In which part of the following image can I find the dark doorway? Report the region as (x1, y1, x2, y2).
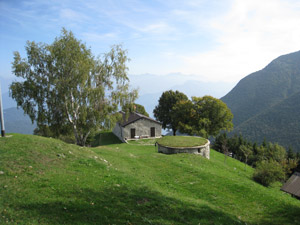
(151, 127, 155, 137)
(131, 128, 136, 139)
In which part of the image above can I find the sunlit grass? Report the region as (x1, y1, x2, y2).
(157, 135, 207, 147)
(0, 133, 299, 224)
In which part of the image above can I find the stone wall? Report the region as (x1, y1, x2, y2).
(157, 140, 210, 159)
(123, 118, 162, 140)
(112, 123, 125, 142)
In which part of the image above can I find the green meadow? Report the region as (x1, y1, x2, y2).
(0, 133, 299, 224)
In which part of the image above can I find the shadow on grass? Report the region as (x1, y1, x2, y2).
(258, 199, 300, 225)
(91, 131, 122, 147)
(19, 185, 242, 225)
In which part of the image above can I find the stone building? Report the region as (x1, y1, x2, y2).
(281, 172, 300, 199)
(113, 111, 162, 142)
(157, 139, 210, 159)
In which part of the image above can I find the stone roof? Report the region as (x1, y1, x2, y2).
(281, 172, 300, 198)
(119, 111, 162, 127)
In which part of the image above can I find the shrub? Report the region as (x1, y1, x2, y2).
(253, 160, 285, 187)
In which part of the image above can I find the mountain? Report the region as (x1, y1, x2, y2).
(221, 50, 300, 151)
(234, 91, 300, 150)
(132, 74, 235, 117)
(2, 91, 17, 109)
(3, 107, 36, 134)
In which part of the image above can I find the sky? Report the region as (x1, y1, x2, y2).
(1, 0, 300, 93)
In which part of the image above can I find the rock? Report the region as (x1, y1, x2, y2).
(57, 153, 66, 158)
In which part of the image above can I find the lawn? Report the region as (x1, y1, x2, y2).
(0, 133, 299, 224)
(156, 135, 208, 147)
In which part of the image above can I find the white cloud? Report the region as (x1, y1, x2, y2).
(81, 32, 119, 42)
(174, 0, 300, 82)
(2, 0, 300, 84)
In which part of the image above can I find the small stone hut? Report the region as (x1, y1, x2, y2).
(281, 172, 300, 199)
(157, 139, 210, 159)
(113, 111, 162, 142)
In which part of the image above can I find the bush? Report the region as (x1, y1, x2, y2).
(253, 160, 285, 187)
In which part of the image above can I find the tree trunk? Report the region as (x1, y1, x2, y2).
(173, 129, 176, 136)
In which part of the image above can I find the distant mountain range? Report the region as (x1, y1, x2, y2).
(222, 50, 300, 152)
(3, 107, 36, 134)
(1, 73, 234, 135)
(4, 50, 300, 152)
(131, 74, 234, 117)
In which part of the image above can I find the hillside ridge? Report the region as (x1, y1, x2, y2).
(221, 50, 300, 151)
(0, 134, 299, 224)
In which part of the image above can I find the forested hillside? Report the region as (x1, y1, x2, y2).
(234, 91, 300, 150)
(221, 50, 300, 151)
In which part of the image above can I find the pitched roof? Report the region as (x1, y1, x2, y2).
(281, 172, 300, 198)
(119, 111, 162, 127)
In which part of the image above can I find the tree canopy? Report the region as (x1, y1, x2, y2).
(176, 96, 233, 138)
(122, 103, 149, 117)
(10, 28, 137, 146)
(153, 90, 188, 135)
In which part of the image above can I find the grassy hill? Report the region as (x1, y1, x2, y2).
(1, 133, 300, 224)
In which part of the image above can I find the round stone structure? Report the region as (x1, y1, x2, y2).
(157, 139, 210, 159)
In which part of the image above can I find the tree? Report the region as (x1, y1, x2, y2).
(287, 146, 295, 159)
(239, 145, 253, 170)
(153, 90, 188, 135)
(122, 103, 149, 117)
(213, 132, 228, 153)
(253, 160, 285, 187)
(10, 28, 137, 146)
(178, 96, 233, 138)
(265, 143, 287, 162)
(222, 138, 230, 164)
(171, 99, 194, 134)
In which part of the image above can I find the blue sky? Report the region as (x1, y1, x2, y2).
(1, 0, 300, 91)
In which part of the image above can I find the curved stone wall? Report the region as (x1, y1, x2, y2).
(157, 140, 210, 159)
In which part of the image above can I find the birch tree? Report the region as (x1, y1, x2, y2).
(10, 28, 137, 146)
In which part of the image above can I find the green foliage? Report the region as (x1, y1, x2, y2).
(239, 145, 253, 170)
(287, 147, 295, 159)
(253, 160, 286, 187)
(177, 96, 233, 138)
(172, 99, 194, 134)
(214, 133, 300, 185)
(10, 28, 137, 146)
(91, 131, 122, 146)
(265, 143, 287, 162)
(156, 136, 207, 147)
(280, 158, 299, 176)
(153, 90, 188, 135)
(122, 103, 149, 117)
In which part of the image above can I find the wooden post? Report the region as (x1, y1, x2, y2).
(0, 82, 5, 137)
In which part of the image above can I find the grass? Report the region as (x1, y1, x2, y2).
(91, 131, 122, 146)
(0, 133, 300, 224)
(157, 135, 208, 147)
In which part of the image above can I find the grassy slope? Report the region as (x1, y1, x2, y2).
(1, 134, 300, 225)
